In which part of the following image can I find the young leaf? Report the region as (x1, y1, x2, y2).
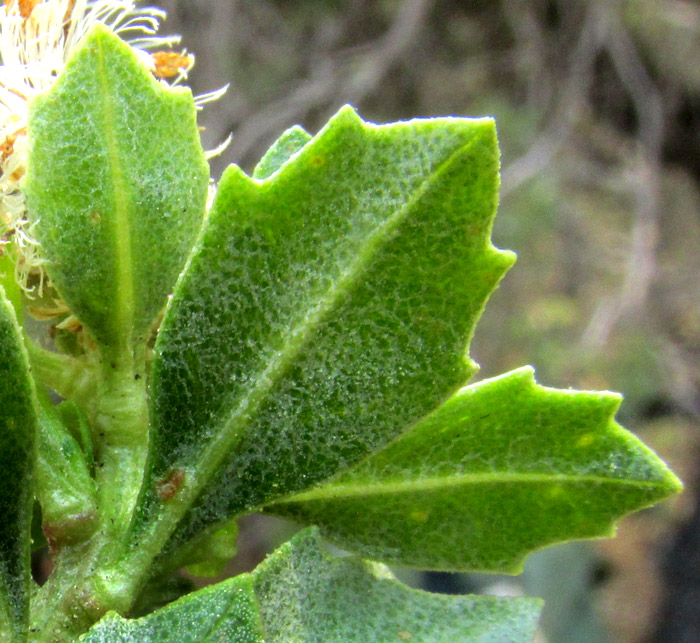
(153, 518, 239, 579)
(80, 529, 541, 643)
(139, 107, 514, 552)
(35, 399, 97, 553)
(0, 286, 36, 641)
(24, 25, 209, 355)
(267, 368, 682, 573)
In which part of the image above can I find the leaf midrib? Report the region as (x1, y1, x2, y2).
(267, 470, 668, 504)
(180, 130, 486, 516)
(96, 36, 134, 355)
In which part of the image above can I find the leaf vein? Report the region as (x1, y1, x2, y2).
(96, 36, 134, 354)
(269, 471, 667, 504)
(187, 130, 487, 511)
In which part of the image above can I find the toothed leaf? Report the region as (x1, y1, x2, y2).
(25, 25, 209, 355)
(253, 125, 312, 179)
(80, 529, 541, 643)
(268, 368, 682, 573)
(136, 106, 513, 552)
(252, 528, 541, 642)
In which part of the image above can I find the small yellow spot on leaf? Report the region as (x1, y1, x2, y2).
(409, 510, 429, 522)
(577, 433, 595, 448)
(547, 485, 565, 498)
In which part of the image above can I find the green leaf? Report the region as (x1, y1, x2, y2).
(252, 125, 312, 179)
(31, 503, 47, 552)
(251, 528, 541, 642)
(0, 286, 36, 641)
(24, 25, 209, 356)
(81, 529, 541, 643)
(139, 106, 514, 552)
(130, 575, 196, 619)
(77, 575, 262, 643)
(184, 518, 238, 578)
(35, 398, 97, 553)
(55, 402, 94, 474)
(267, 368, 682, 573)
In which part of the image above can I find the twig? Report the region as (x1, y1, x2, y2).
(501, 1, 606, 196)
(227, 0, 433, 165)
(580, 1, 665, 349)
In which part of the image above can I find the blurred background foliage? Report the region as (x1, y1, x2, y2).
(152, 1, 699, 640)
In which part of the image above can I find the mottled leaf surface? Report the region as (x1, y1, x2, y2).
(0, 287, 36, 641)
(81, 529, 541, 643)
(140, 107, 513, 550)
(78, 575, 261, 643)
(267, 368, 682, 572)
(24, 26, 209, 354)
(252, 528, 541, 642)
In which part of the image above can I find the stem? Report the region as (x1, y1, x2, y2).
(93, 347, 149, 549)
(30, 345, 150, 641)
(29, 544, 106, 643)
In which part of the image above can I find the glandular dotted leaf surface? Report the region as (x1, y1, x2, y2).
(252, 528, 541, 642)
(77, 575, 262, 643)
(80, 528, 541, 643)
(268, 368, 682, 572)
(0, 287, 36, 641)
(25, 26, 209, 353)
(142, 106, 513, 550)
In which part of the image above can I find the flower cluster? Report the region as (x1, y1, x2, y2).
(0, 0, 224, 298)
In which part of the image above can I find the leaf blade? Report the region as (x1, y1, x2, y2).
(81, 528, 541, 643)
(25, 25, 209, 354)
(0, 286, 36, 641)
(78, 576, 262, 643)
(141, 107, 513, 551)
(253, 528, 542, 642)
(252, 124, 312, 179)
(35, 399, 97, 553)
(267, 368, 682, 572)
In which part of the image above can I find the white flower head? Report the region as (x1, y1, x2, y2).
(0, 0, 226, 298)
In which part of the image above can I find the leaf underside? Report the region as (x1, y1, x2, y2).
(80, 529, 542, 643)
(24, 26, 209, 353)
(0, 287, 36, 640)
(135, 106, 514, 554)
(267, 367, 682, 573)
